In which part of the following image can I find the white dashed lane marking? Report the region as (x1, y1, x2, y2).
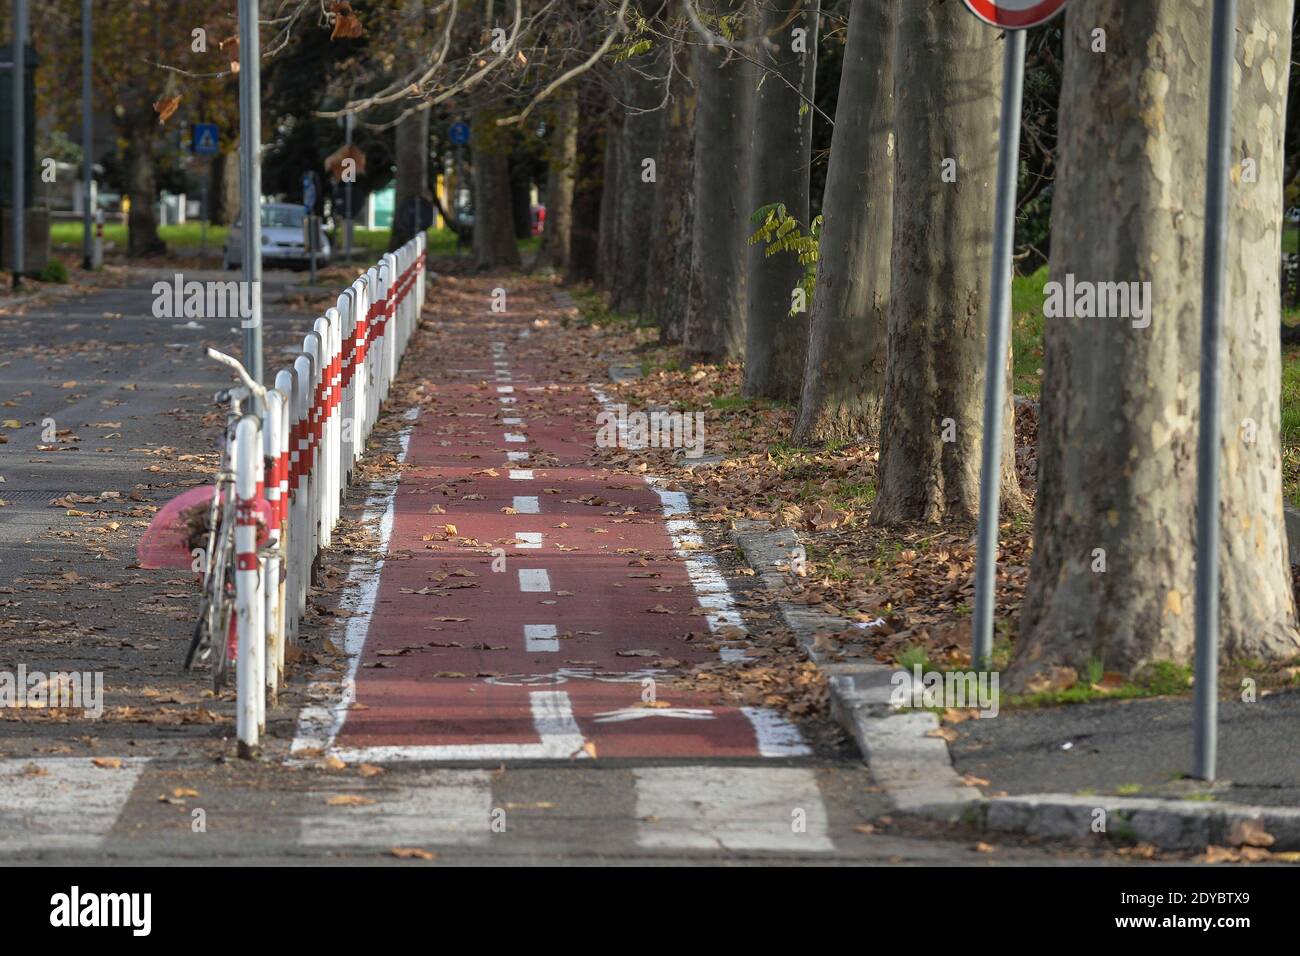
(512, 496, 540, 514)
(524, 623, 559, 652)
(514, 532, 544, 549)
(518, 569, 551, 592)
(509, 469, 534, 480)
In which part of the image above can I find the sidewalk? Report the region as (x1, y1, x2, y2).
(951, 691, 1300, 808)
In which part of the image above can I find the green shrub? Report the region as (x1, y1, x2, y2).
(38, 260, 69, 283)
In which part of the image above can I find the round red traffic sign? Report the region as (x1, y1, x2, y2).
(963, 0, 1068, 28)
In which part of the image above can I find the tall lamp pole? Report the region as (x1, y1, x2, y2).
(11, 0, 27, 289)
(238, 0, 263, 384)
(81, 0, 93, 270)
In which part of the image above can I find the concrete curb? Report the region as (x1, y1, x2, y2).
(730, 520, 981, 817)
(977, 794, 1300, 851)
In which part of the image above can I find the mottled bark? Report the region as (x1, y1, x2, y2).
(567, 84, 606, 284)
(126, 114, 165, 258)
(539, 84, 578, 271)
(1014, 0, 1300, 685)
(791, 0, 893, 444)
(744, 0, 819, 401)
(212, 150, 240, 226)
(390, 0, 430, 251)
(683, 0, 752, 363)
(646, 46, 697, 345)
(390, 106, 430, 249)
(611, 43, 668, 314)
(871, 1, 1023, 526)
(471, 111, 522, 270)
(597, 108, 624, 287)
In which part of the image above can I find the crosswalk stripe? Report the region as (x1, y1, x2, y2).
(633, 767, 834, 852)
(0, 757, 147, 852)
(299, 769, 494, 847)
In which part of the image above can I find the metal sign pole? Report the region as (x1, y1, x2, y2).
(1193, 0, 1237, 782)
(11, 0, 26, 289)
(238, 0, 263, 385)
(345, 111, 354, 265)
(971, 27, 1027, 670)
(81, 0, 93, 270)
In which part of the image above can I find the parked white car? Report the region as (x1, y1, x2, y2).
(223, 203, 331, 271)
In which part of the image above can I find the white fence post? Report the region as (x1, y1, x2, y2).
(263, 386, 285, 701)
(235, 413, 264, 755)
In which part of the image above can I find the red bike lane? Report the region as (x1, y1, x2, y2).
(322, 305, 809, 762)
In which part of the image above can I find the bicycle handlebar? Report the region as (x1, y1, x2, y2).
(206, 347, 266, 403)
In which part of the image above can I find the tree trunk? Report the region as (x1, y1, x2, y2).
(390, 106, 431, 250)
(567, 86, 606, 283)
(1013, 0, 1300, 687)
(870, 2, 1023, 526)
(791, 0, 893, 444)
(646, 42, 697, 345)
(509, 152, 533, 240)
(212, 150, 240, 226)
(597, 108, 624, 287)
(683, 0, 752, 363)
(471, 111, 522, 270)
(743, 0, 819, 401)
(610, 44, 667, 314)
(126, 116, 165, 258)
(539, 84, 578, 271)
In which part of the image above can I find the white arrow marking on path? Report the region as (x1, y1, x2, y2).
(593, 707, 715, 723)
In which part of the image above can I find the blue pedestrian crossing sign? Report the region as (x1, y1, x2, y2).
(192, 123, 219, 156)
(448, 121, 471, 146)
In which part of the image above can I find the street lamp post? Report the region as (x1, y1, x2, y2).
(238, 0, 263, 385)
(11, 0, 27, 289)
(82, 0, 93, 270)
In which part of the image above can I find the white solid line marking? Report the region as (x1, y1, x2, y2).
(513, 496, 540, 514)
(291, 425, 415, 755)
(507, 451, 529, 461)
(0, 758, 148, 851)
(524, 623, 559, 652)
(515, 531, 544, 548)
(299, 770, 493, 847)
(634, 767, 832, 852)
(518, 568, 551, 592)
(509, 469, 534, 480)
(504, 433, 527, 443)
(741, 707, 813, 757)
(329, 692, 588, 762)
(497, 386, 514, 393)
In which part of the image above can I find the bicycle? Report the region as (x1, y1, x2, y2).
(184, 347, 266, 691)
